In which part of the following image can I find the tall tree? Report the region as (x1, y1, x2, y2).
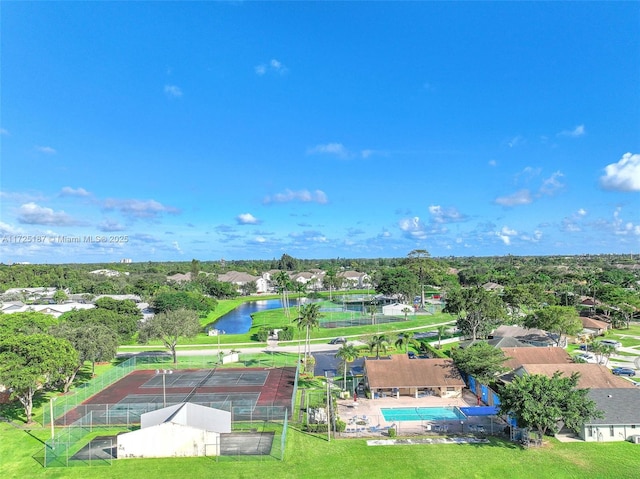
(335, 343, 359, 391)
(61, 308, 138, 343)
(152, 290, 217, 315)
(451, 341, 509, 383)
(445, 286, 507, 341)
(375, 267, 419, 304)
(524, 306, 582, 347)
(139, 309, 201, 364)
(0, 334, 78, 423)
(274, 271, 292, 319)
(366, 334, 390, 359)
(406, 249, 430, 307)
(394, 332, 418, 352)
(498, 372, 602, 437)
(51, 322, 118, 390)
(294, 303, 323, 371)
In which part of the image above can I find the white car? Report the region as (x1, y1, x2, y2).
(599, 339, 622, 349)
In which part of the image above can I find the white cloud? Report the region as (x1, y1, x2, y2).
(0, 128, 9, 135)
(164, 85, 183, 98)
(488, 159, 497, 167)
(289, 230, 328, 243)
(255, 58, 288, 76)
(172, 241, 183, 254)
(263, 189, 328, 204)
(236, 213, 260, 225)
(17, 202, 81, 226)
(399, 216, 428, 240)
(562, 209, 588, 233)
(505, 135, 524, 148)
(539, 171, 565, 196)
(496, 226, 518, 245)
(494, 189, 532, 206)
(0, 221, 22, 235)
(559, 124, 586, 137)
(103, 198, 181, 219)
(307, 143, 348, 158)
(600, 152, 640, 192)
(98, 219, 126, 232)
(35, 145, 56, 154)
(428, 205, 467, 223)
(60, 186, 91, 197)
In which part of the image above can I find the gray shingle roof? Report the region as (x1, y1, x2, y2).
(586, 388, 640, 425)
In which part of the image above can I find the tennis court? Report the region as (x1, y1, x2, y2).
(59, 367, 296, 425)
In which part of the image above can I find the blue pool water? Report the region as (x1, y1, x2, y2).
(380, 407, 466, 422)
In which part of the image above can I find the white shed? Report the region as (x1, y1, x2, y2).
(381, 303, 414, 316)
(117, 402, 231, 458)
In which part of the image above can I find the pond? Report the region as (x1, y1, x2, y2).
(206, 298, 310, 334)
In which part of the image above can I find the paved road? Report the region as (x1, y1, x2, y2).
(118, 320, 457, 357)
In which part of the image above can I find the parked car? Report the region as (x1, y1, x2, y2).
(575, 353, 595, 363)
(407, 351, 416, 359)
(600, 340, 622, 349)
(329, 337, 346, 345)
(612, 367, 636, 377)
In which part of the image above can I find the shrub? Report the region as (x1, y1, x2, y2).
(278, 326, 294, 341)
(388, 428, 396, 438)
(335, 419, 346, 432)
(256, 327, 270, 342)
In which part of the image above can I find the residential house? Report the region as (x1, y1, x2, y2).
(337, 270, 371, 289)
(579, 316, 610, 338)
(217, 271, 267, 294)
(580, 388, 640, 442)
(506, 363, 636, 390)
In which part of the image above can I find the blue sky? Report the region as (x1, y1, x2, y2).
(1, 1, 639, 264)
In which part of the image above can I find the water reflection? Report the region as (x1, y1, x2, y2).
(206, 298, 312, 334)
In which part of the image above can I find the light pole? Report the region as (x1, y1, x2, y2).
(156, 369, 173, 407)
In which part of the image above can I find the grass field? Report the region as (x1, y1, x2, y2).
(2, 421, 640, 479)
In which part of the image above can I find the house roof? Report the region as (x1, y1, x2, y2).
(500, 347, 572, 370)
(579, 316, 609, 330)
(517, 364, 637, 389)
(585, 388, 640, 425)
(217, 271, 259, 283)
(365, 356, 465, 389)
(491, 325, 558, 345)
(460, 337, 532, 349)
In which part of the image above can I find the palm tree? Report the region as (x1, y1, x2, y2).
(367, 303, 377, 325)
(335, 343, 359, 391)
(274, 271, 291, 318)
(394, 332, 418, 352)
(367, 334, 389, 359)
(436, 325, 448, 349)
(401, 307, 412, 321)
(294, 303, 323, 371)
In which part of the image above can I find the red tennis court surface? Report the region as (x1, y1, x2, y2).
(59, 367, 296, 425)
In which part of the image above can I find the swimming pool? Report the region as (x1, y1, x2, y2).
(380, 407, 466, 422)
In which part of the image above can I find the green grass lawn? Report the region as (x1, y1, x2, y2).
(2, 421, 639, 479)
(124, 297, 455, 351)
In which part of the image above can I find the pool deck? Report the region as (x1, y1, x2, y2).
(337, 390, 504, 437)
